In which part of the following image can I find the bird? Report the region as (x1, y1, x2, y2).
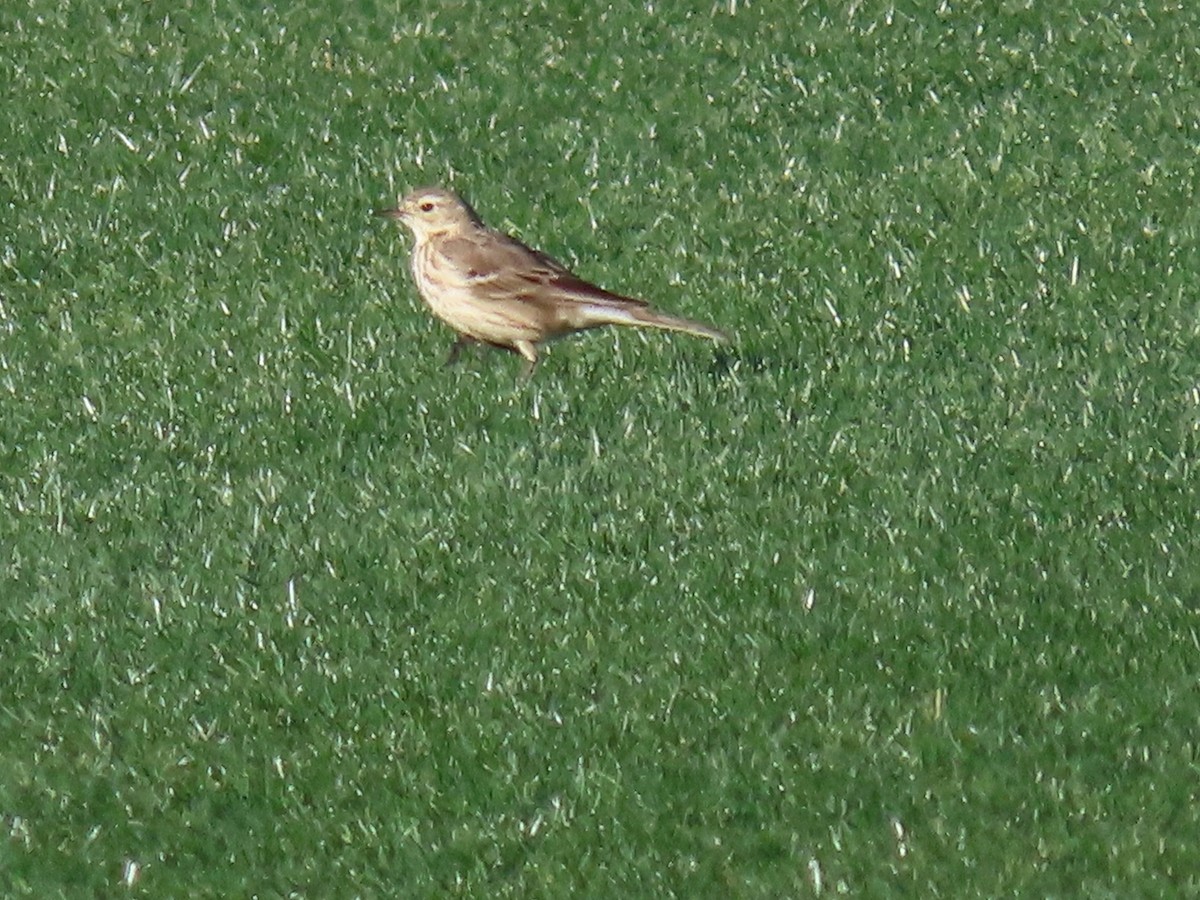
(373, 187, 727, 376)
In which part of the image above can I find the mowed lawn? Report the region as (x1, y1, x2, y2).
(3, 0, 1198, 895)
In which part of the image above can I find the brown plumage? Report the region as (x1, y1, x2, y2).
(373, 187, 727, 376)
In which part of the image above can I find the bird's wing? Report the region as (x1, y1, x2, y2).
(438, 231, 649, 309)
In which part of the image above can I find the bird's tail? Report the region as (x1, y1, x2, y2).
(577, 301, 727, 343)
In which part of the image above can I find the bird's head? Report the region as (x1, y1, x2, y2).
(373, 187, 482, 241)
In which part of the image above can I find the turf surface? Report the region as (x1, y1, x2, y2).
(2, 0, 1199, 895)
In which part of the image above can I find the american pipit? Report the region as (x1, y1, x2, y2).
(373, 187, 726, 376)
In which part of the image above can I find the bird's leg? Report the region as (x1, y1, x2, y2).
(444, 335, 475, 367)
(515, 340, 539, 382)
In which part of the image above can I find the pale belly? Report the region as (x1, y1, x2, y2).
(411, 256, 543, 347)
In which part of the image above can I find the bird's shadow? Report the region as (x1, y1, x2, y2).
(706, 344, 814, 382)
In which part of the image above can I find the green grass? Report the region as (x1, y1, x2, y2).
(3, 0, 1199, 895)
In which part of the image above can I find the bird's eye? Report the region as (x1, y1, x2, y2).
(419, 202, 435, 212)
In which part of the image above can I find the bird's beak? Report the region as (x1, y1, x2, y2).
(373, 206, 405, 220)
